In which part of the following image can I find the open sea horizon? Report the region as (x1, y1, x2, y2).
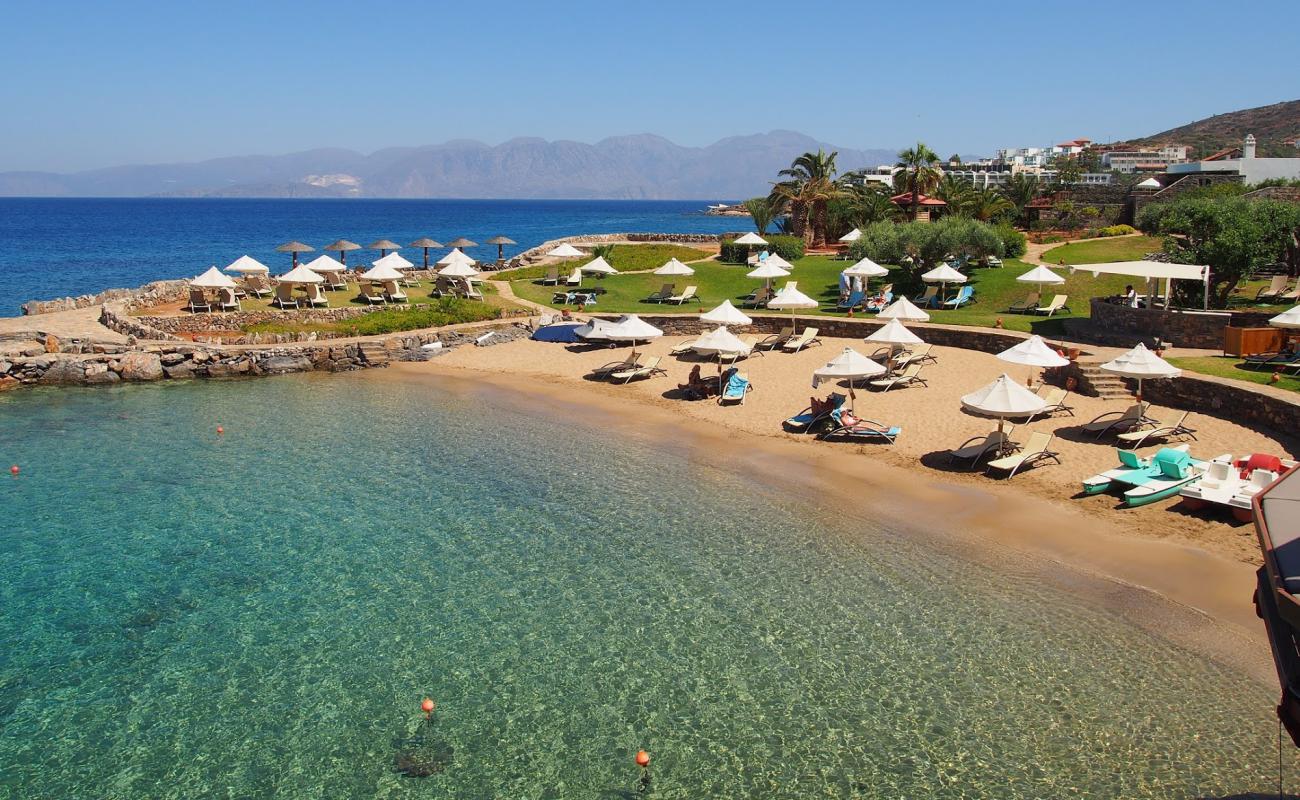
(0, 198, 745, 316)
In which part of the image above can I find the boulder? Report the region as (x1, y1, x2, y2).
(206, 359, 250, 378)
(160, 352, 186, 366)
(260, 355, 311, 374)
(83, 363, 121, 385)
(0, 375, 20, 391)
(39, 359, 86, 385)
(163, 364, 194, 380)
(116, 351, 164, 381)
(44, 334, 60, 354)
(0, 361, 10, 375)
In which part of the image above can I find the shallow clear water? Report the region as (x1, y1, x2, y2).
(0, 373, 1284, 797)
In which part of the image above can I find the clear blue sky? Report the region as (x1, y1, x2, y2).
(2, 0, 1295, 172)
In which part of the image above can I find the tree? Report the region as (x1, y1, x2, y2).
(934, 175, 975, 216)
(896, 142, 941, 220)
(770, 149, 842, 247)
(1049, 155, 1082, 189)
(968, 187, 1015, 222)
(850, 217, 1006, 294)
(743, 197, 778, 235)
(830, 184, 898, 232)
(999, 173, 1042, 226)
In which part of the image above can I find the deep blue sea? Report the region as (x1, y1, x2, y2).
(0, 198, 744, 315)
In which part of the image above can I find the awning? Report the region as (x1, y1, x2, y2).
(1068, 260, 1208, 282)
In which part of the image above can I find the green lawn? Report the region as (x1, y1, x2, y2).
(511, 255, 1132, 334)
(1040, 235, 1164, 265)
(227, 279, 502, 312)
(243, 297, 504, 336)
(503, 244, 715, 281)
(1167, 356, 1300, 393)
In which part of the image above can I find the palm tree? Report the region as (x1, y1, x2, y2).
(770, 149, 842, 247)
(895, 142, 941, 220)
(935, 175, 975, 216)
(842, 185, 898, 228)
(743, 197, 777, 235)
(999, 173, 1042, 226)
(968, 187, 1015, 222)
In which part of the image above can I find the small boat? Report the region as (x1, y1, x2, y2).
(1081, 445, 1224, 507)
(1179, 453, 1295, 522)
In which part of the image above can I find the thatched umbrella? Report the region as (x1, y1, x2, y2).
(369, 239, 402, 258)
(409, 237, 443, 269)
(276, 241, 314, 267)
(324, 239, 361, 266)
(447, 237, 478, 249)
(485, 235, 516, 266)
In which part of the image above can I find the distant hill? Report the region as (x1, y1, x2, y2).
(1119, 98, 1300, 158)
(0, 133, 899, 200)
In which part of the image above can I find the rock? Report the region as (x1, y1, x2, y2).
(83, 363, 120, 385)
(116, 351, 164, 381)
(206, 359, 250, 378)
(160, 352, 185, 366)
(260, 355, 311, 374)
(39, 360, 86, 385)
(163, 364, 194, 379)
(0, 361, 10, 375)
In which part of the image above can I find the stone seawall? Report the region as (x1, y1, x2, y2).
(23, 280, 191, 316)
(1142, 374, 1300, 439)
(1070, 299, 1275, 349)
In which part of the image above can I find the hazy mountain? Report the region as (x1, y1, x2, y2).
(0, 132, 899, 199)
(1115, 98, 1300, 158)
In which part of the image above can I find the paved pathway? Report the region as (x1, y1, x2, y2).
(0, 306, 126, 345)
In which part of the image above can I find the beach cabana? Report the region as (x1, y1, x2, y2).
(580, 256, 618, 276)
(190, 266, 239, 312)
(920, 262, 967, 305)
(1068, 259, 1210, 310)
(997, 334, 1070, 386)
(324, 239, 362, 266)
(225, 255, 270, 274)
(812, 347, 885, 411)
(700, 300, 752, 327)
(438, 260, 480, 279)
(277, 263, 325, 306)
(547, 243, 584, 260)
(655, 258, 695, 276)
(1099, 342, 1181, 403)
(372, 252, 416, 286)
(368, 239, 402, 258)
(485, 235, 516, 266)
(409, 238, 443, 268)
(276, 241, 314, 267)
(877, 297, 931, 322)
(302, 254, 349, 290)
(360, 260, 404, 282)
(192, 265, 237, 290)
(767, 285, 818, 333)
(961, 374, 1047, 435)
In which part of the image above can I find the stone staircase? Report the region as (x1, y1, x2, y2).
(356, 341, 391, 366)
(1073, 359, 1132, 400)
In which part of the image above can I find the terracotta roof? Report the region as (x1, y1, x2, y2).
(890, 192, 946, 206)
(1203, 147, 1241, 162)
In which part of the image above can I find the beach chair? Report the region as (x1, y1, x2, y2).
(1116, 410, 1197, 449)
(836, 289, 866, 312)
(677, 364, 717, 400)
(217, 287, 240, 312)
(893, 343, 937, 370)
(718, 369, 751, 405)
(669, 336, 699, 356)
(863, 288, 893, 313)
(948, 427, 1015, 467)
(1008, 291, 1040, 314)
(756, 326, 793, 350)
(1032, 295, 1069, 316)
(1277, 284, 1300, 305)
(382, 281, 408, 303)
(565, 268, 582, 287)
(783, 392, 847, 433)
(304, 283, 329, 307)
(1244, 350, 1300, 370)
(186, 287, 211, 313)
(243, 275, 272, 298)
(460, 279, 484, 301)
(741, 286, 772, 308)
(985, 431, 1060, 479)
(591, 355, 641, 378)
(717, 336, 759, 364)
(326, 271, 348, 291)
(1256, 275, 1288, 301)
(666, 285, 699, 305)
(271, 283, 298, 309)
(540, 267, 560, 285)
(357, 282, 384, 305)
(781, 327, 821, 353)
(942, 285, 974, 308)
(610, 356, 666, 384)
(914, 286, 939, 308)
(869, 363, 927, 391)
(817, 409, 901, 444)
(645, 283, 675, 303)
(1030, 388, 1075, 421)
(1081, 403, 1147, 438)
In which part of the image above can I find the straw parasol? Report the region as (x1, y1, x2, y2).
(1099, 342, 1181, 403)
(446, 237, 478, 249)
(767, 285, 818, 333)
(276, 241, 314, 267)
(191, 265, 237, 289)
(548, 243, 584, 259)
(843, 256, 889, 279)
(324, 239, 362, 266)
(839, 228, 862, 243)
(812, 347, 885, 411)
(368, 239, 402, 258)
(409, 237, 443, 268)
(605, 314, 663, 358)
(700, 299, 752, 327)
(485, 235, 516, 265)
(997, 334, 1070, 386)
(654, 258, 695, 276)
(225, 255, 270, 274)
(920, 262, 967, 305)
(878, 297, 931, 322)
(580, 256, 618, 276)
(961, 374, 1047, 435)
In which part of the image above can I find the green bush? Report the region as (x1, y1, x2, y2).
(994, 223, 1027, 258)
(719, 234, 805, 263)
(345, 299, 500, 336)
(1096, 224, 1137, 237)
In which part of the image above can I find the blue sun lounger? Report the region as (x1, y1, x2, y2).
(836, 289, 866, 312)
(719, 369, 751, 405)
(817, 408, 901, 444)
(783, 392, 846, 433)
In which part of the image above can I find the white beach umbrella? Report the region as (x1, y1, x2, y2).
(436, 248, 475, 267)
(225, 254, 270, 274)
(580, 256, 618, 275)
(839, 228, 862, 243)
(763, 254, 793, 270)
(962, 374, 1048, 433)
(360, 261, 405, 282)
(547, 243, 585, 258)
(747, 261, 790, 290)
(921, 262, 966, 305)
(438, 261, 480, 278)
(1099, 342, 1181, 402)
(278, 264, 325, 284)
(997, 334, 1070, 387)
(191, 265, 237, 289)
(303, 254, 348, 280)
(878, 297, 931, 322)
(843, 256, 889, 279)
(767, 285, 818, 333)
(1016, 264, 1066, 287)
(865, 318, 923, 347)
(1270, 305, 1300, 329)
(812, 347, 885, 411)
(654, 258, 695, 276)
(692, 325, 748, 356)
(733, 232, 767, 246)
(700, 299, 752, 327)
(606, 314, 664, 358)
(372, 252, 415, 271)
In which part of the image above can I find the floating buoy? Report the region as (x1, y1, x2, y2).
(635, 750, 650, 768)
(9, 465, 18, 475)
(421, 698, 435, 718)
(216, 426, 224, 434)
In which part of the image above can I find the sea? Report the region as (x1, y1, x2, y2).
(0, 198, 746, 316)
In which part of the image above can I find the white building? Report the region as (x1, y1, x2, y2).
(1100, 145, 1190, 173)
(1165, 134, 1300, 184)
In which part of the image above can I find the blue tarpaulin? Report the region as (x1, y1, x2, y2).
(531, 324, 583, 343)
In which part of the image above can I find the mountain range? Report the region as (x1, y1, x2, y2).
(1114, 98, 1299, 158)
(0, 132, 899, 200)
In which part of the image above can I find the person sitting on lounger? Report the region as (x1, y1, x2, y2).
(678, 364, 716, 400)
(783, 392, 846, 432)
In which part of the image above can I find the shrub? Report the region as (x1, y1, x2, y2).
(346, 299, 500, 336)
(849, 217, 1007, 294)
(994, 223, 1027, 258)
(1096, 224, 1137, 237)
(719, 234, 805, 263)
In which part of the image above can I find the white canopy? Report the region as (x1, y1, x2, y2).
(575, 317, 619, 341)
(1099, 342, 1181, 381)
(812, 347, 885, 387)
(361, 261, 405, 282)
(437, 248, 475, 267)
(921, 263, 967, 284)
(733, 232, 767, 246)
(278, 264, 325, 284)
(997, 335, 1070, 368)
(844, 257, 889, 278)
(838, 228, 862, 243)
(962, 374, 1047, 419)
(700, 299, 752, 326)
(547, 243, 585, 258)
(225, 255, 270, 274)
(1271, 306, 1300, 330)
(606, 315, 663, 342)
(763, 254, 793, 270)
(372, 252, 414, 271)
(191, 265, 237, 289)
(692, 325, 748, 355)
(1069, 260, 1207, 282)
(1016, 265, 1065, 286)
(865, 318, 923, 346)
(303, 254, 348, 275)
(654, 258, 695, 276)
(767, 286, 818, 310)
(438, 261, 480, 278)
(877, 297, 931, 322)
(747, 262, 791, 280)
(580, 256, 618, 275)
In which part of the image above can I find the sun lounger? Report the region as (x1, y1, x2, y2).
(1030, 388, 1074, 421)
(1244, 350, 1300, 370)
(914, 286, 939, 308)
(942, 286, 974, 308)
(781, 327, 822, 353)
(719, 369, 751, 404)
(565, 268, 582, 287)
(304, 283, 329, 307)
(986, 431, 1059, 479)
(677, 364, 717, 400)
(271, 283, 298, 309)
(1256, 275, 1288, 301)
(893, 343, 937, 370)
(186, 287, 211, 313)
(948, 427, 1014, 467)
(1008, 291, 1040, 314)
(669, 338, 699, 356)
(382, 281, 408, 303)
(357, 282, 384, 305)
(817, 409, 901, 444)
(1032, 294, 1069, 316)
(610, 356, 666, 384)
(742, 286, 773, 308)
(540, 267, 560, 285)
(756, 326, 793, 350)
(645, 283, 675, 303)
(783, 392, 847, 433)
(1082, 403, 1147, 438)
(460, 279, 483, 301)
(869, 363, 926, 391)
(217, 287, 240, 312)
(666, 285, 699, 305)
(243, 275, 272, 298)
(836, 289, 866, 312)
(591, 355, 640, 378)
(1277, 285, 1300, 304)
(1116, 410, 1197, 448)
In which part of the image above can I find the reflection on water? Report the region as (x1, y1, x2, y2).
(0, 373, 1286, 797)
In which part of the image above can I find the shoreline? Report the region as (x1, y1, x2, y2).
(378, 355, 1277, 686)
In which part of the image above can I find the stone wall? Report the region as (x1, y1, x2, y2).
(100, 306, 183, 341)
(1142, 374, 1300, 440)
(1071, 299, 1276, 349)
(23, 280, 190, 316)
(510, 233, 730, 267)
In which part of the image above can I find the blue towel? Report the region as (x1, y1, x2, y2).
(725, 374, 749, 397)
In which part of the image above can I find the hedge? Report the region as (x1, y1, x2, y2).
(719, 234, 805, 264)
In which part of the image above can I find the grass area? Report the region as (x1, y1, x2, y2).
(243, 297, 503, 336)
(1040, 235, 1164, 265)
(503, 244, 715, 281)
(232, 280, 500, 312)
(510, 255, 1133, 334)
(1168, 356, 1300, 393)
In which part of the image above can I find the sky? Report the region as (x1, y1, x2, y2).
(1, 0, 1297, 173)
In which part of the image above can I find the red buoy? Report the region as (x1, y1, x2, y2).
(635, 750, 650, 768)
(9, 465, 18, 475)
(216, 426, 224, 435)
(421, 698, 435, 715)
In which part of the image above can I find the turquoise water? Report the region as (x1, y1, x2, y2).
(0, 373, 1284, 798)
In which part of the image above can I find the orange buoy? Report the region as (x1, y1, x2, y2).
(635, 750, 650, 768)
(9, 465, 18, 475)
(216, 426, 225, 434)
(421, 698, 435, 715)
